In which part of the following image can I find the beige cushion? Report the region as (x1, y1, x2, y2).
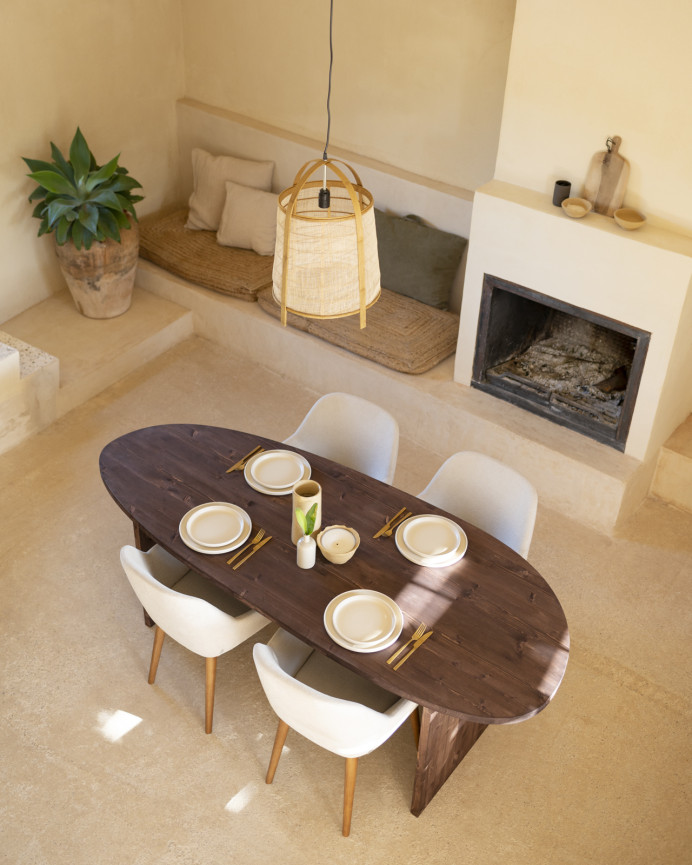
(139, 208, 273, 301)
(257, 286, 459, 374)
(186, 148, 275, 231)
(217, 182, 278, 256)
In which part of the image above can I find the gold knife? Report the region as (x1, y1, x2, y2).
(226, 444, 264, 473)
(232, 536, 272, 570)
(373, 506, 407, 539)
(226, 534, 262, 565)
(393, 630, 433, 671)
(382, 511, 412, 538)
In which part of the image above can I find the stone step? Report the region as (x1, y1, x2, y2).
(0, 286, 193, 449)
(650, 414, 692, 513)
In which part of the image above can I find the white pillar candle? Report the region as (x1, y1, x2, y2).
(320, 527, 357, 554)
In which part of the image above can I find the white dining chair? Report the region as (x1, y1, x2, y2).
(253, 629, 419, 836)
(283, 392, 399, 484)
(120, 544, 271, 733)
(418, 451, 538, 559)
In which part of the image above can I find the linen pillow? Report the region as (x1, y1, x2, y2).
(374, 209, 467, 309)
(186, 148, 275, 231)
(217, 182, 278, 256)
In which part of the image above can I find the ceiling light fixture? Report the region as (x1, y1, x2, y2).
(272, 0, 380, 329)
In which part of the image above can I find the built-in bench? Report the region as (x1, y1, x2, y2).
(139, 207, 462, 375)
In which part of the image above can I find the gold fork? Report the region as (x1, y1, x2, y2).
(226, 527, 265, 565)
(382, 511, 412, 538)
(386, 622, 426, 665)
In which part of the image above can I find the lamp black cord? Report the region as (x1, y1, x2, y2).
(322, 0, 334, 162)
(318, 0, 334, 207)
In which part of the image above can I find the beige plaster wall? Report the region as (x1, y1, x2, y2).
(180, 0, 516, 194)
(0, 0, 185, 323)
(495, 0, 692, 234)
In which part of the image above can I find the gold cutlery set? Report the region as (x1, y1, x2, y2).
(372, 507, 412, 539)
(224, 445, 433, 666)
(387, 623, 434, 670)
(226, 444, 265, 473)
(227, 527, 272, 570)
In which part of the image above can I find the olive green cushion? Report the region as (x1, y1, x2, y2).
(374, 209, 467, 310)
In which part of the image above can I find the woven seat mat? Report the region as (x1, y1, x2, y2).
(257, 287, 458, 375)
(139, 208, 273, 301)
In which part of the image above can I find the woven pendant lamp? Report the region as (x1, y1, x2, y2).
(272, 0, 380, 329)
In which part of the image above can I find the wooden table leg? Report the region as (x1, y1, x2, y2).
(133, 522, 156, 627)
(410, 707, 487, 816)
(133, 522, 155, 552)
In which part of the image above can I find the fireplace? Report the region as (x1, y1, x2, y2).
(471, 275, 650, 450)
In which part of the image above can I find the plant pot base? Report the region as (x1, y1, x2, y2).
(54, 220, 139, 319)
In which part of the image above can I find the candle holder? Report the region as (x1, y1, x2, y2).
(316, 525, 360, 564)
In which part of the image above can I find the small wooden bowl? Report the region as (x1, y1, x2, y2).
(316, 525, 360, 564)
(561, 197, 592, 218)
(614, 208, 646, 230)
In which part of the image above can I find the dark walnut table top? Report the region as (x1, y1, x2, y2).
(100, 423, 570, 726)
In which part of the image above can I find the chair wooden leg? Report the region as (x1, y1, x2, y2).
(410, 706, 421, 747)
(266, 719, 290, 784)
(343, 757, 358, 837)
(148, 626, 165, 684)
(205, 657, 217, 734)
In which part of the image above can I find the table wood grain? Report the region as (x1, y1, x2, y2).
(100, 424, 569, 815)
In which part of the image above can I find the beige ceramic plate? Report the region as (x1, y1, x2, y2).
(179, 502, 252, 554)
(244, 449, 310, 496)
(395, 515, 468, 567)
(324, 590, 403, 653)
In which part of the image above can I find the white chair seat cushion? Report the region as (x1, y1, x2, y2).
(173, 570, 255, 619)
(295, 651, 398, 714)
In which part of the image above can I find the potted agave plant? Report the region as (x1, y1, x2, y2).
(23, 127, 144, 318)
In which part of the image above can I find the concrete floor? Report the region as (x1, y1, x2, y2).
(2, 335, 690, 864)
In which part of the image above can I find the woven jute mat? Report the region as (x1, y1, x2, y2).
(257, 286, 458, 375)
(139, 208, 273, 301)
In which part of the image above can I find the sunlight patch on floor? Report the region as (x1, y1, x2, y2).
(225, 782, 259, 813)
(96, 709, 143, 742)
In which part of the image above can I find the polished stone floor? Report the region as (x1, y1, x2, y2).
(2, 336, 690, 865)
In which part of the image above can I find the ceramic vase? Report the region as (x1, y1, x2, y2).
(296, 534, 317, 569)
(291, 480, 322, 545)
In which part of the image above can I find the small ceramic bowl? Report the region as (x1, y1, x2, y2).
(561, 197, 592, 219)
(614, 208, 646, 230)
(316, 525, 360, 564)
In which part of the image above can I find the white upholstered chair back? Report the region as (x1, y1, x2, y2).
(120, 544, 270, 732)
(253, 628, 417, 835)
(418, 451, 538, 559)
(283, 392, 399, 484)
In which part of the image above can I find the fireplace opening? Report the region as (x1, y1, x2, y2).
(472, 275, 650, 450)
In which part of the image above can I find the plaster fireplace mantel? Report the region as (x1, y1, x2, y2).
(455, 181, 692, 466)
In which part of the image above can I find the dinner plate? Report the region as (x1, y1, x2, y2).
(183, 502, 245, 547)
(244, 449, 311, 496)
(402, 514, 461, 558)
(179, 503, 251, 554)
(395, 515, 468, 567)
(249, 450, 306, 490)
(324, 590, 403, 653)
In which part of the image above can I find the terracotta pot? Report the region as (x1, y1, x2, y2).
(54, 216, 139, 318)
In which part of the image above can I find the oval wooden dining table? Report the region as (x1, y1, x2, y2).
(100, 424, 570, 816)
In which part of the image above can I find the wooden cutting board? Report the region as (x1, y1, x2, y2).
(581, 136, 629, 217)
